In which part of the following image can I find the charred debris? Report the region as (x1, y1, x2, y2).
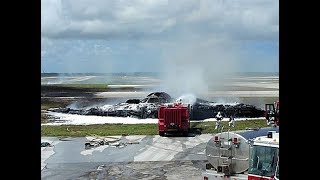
(48, 92, 265, 120)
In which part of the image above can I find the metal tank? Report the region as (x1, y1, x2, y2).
(205, 127, 279, 174)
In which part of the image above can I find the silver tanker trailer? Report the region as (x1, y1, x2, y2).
(202, 127, 279, 180)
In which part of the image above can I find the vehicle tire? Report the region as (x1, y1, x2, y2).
(183, 131, 188, 137)
(159, 132, 165, 137)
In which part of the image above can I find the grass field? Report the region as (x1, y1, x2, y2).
(41, 119, 268, 137)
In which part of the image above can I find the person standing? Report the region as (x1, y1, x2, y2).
(228, 115, 235, 127)
(215, 111, 223, 130)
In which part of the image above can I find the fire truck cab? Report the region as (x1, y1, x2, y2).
(248, 131, 279, 180)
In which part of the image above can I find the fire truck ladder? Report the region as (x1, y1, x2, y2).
(217, 128, 234, 175)
(217, 128, 232, 160)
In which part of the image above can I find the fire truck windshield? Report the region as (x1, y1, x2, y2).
(249, 145, 279, 177)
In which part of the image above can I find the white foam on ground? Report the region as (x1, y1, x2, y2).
(42, 112, 264, 126)
(43, 112, 158, 125)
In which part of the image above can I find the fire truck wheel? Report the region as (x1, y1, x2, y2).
(183, 131, 188, 137)
(159, 132, 165, 137)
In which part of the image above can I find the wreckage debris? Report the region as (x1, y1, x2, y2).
(41, 142, 52, 147)
(48, 92, 265, 120)
(84, 137, 139, 149)
(190, 102, 265, 120)
(85, 141, 107, 149)
(97, 165, 106, 171)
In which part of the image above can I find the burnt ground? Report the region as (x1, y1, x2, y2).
(41, 86, 144, 108)
(41, 85, 271, 120)
(41, 85, 278, 109)
(41, 85, 146, 97)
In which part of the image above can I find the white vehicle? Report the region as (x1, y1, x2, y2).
(202, 128, 279, 180)
(248, 131, 279, 180)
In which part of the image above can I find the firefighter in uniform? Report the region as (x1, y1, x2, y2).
(228, 115, 235, 127)
(215, 111, 223, 130)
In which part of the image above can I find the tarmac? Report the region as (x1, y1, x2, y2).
(41, 134, 213, 179)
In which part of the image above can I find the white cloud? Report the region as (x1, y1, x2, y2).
(41, 0, 278, 73)
(41, 0, 278, 40)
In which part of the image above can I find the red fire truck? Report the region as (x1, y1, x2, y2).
(158, 102, 190, 136)
(265, 100, 279, 126)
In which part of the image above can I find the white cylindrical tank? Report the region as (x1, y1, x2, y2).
(205, 127, 279, 174)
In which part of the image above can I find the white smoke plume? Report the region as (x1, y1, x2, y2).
(159, 35, 240, 99)
(176, 94, 197, 105)
(66, 101, 83, 109)
(214, 97, 240, 104)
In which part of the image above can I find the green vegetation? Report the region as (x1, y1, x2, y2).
(190, 119, 267, 134)
(42, 83, 140, 92)
(41, 102, 66, 110)
(41, 124, 158, 137)
(41, 119, 268, 137)
(41, 84, 108, 92)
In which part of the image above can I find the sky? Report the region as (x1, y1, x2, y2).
(41, 0, 279, 73)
